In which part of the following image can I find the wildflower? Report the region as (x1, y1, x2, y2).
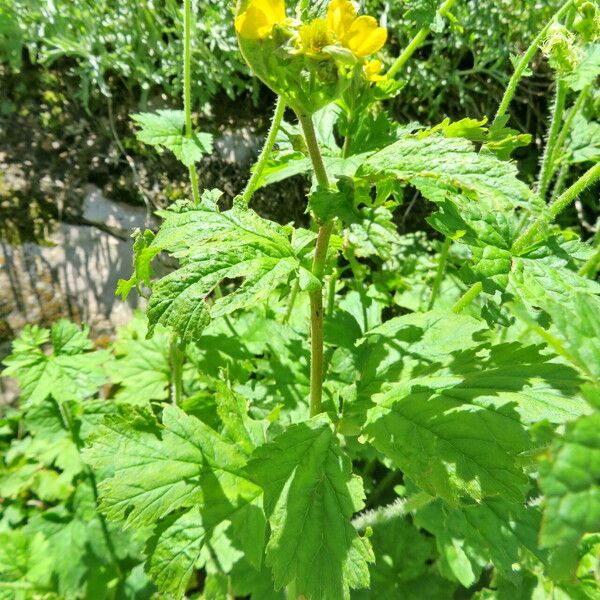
(299, 18, 335, 56)
(326, 0, 387, 57)
(235, 0, 287, 40)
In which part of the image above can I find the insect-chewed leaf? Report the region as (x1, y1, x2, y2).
(246, 414, 374, 600)
(146, 190, 300, 342)
(131, 110, 213, 166)
(361, 311, 588, 505)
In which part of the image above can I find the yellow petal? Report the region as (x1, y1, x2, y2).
(345, 15, 387, 57)
(235, 0, 287, 40)
(326, 0, 357, 41)
(364, 59, 386, 81)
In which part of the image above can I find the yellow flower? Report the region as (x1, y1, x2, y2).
(235, 0, 287, 40)
(326, 0, 357, 41)
(326, 0, 387, 57)
(344, 15, 387, 57)
(364, 59, 386, 81)
(299, 18, 335, 55)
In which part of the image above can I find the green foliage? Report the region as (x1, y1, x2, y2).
(2, 1, 600, 599)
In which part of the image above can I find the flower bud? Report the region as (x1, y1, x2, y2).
(543, 23, 580, 75)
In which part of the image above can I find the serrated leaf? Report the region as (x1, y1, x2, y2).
(132, 110, 213, 166)
(84, 404, 261, 529)
(246, 414, 373, 600)
(146, 191, 300, 341)
(2, 321, 108, 405)
(539, 402, 600, 580)
(415, 497, 544, 586)
(361, 311, 587, 505)
(357, 136, 534, 210)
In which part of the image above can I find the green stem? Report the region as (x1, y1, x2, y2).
(550, 85, 590, 178)
(578, 246, 600, 278)
(184, 0, 200, 205)
(428, 237, 451, 310)
(493, 0, 575, 125)
(537, 79, 568, 200)
(298, 113, 332, 418)
(512, 162, 600, 254)
(550, 161, 569, 202)
(387, 0, 457, 79)
(242, 96, 286, 204)
(452, 281, 483, 313)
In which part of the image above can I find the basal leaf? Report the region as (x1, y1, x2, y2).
(246, 414, 373, 600)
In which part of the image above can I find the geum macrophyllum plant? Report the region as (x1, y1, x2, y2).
(4, 0, 600, 598)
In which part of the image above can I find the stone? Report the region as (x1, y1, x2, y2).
(82, 184, 153, 237)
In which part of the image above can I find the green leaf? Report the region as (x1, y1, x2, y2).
(84, 403, 265, 596)
(539, 396, 600, 580)
(246, 414, 373, 600)
(2, 321, 108, 405)
(132, 110, 213, 166)
(415, 497, 544, 586)
(357, 136, 534, 210)
(353, 515, 456, 599)
(362, 311, 587, 505)
(564, 43, 600, 91)
(106, 312, 171, 404)
(0, 531, 53, 596)
(84, 404, 261, 529)
(146, 191, 300, 342)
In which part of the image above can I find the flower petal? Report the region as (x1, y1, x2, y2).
(326, 0, 357, 41)
(235, 0, 287, 40)
(345, 15, 387, 57)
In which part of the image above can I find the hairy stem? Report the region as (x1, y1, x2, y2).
(537, 79, 568, 200)
(493, 0, 574, 125)
(387, 0, 457, 79)
(452, 281, 483, 313)
(184, 0, 200, 204)
(298, 113, 332, 418)
(242, 96, 286, 204)
(578, 246, 600, 278)
(512, 161, 600, 254)
(428, 237, 451, 310)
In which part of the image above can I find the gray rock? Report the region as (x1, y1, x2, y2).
(0, 223, 142, 403)
(213, 127, 261, 166)
(82, 185, 153, 237)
